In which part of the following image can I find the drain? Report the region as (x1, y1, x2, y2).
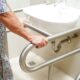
(28, 61, 36, 66)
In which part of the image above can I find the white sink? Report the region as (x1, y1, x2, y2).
(23, 4, 80, 34)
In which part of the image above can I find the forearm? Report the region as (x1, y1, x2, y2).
(0, 11, 33, 41)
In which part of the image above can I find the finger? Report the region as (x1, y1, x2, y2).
(36, 39, 48, 48)
(45, 38, 48, 43)
(37, 42, 45, 48)
(38, 42, 44, 48)
(43, 38, 48, 45)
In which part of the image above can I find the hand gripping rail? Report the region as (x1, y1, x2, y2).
(19, 27, 80, 72)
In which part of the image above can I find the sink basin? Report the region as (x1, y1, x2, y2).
(23, 4, 80, 34)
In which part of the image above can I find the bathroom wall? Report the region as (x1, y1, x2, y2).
(67, 0, 80, 9)
(67, 0, 80, 27)
(30, 0, 45, 5)
(7, 0, 30, 10)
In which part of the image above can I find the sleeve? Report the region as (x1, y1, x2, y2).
(0, 0, 9, 14)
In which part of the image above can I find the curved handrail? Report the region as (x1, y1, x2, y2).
(19, 43, 34, 71)
(19, 27, 80, 72)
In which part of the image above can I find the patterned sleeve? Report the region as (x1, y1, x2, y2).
(0, 0, 9, 14)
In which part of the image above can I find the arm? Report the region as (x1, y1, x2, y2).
(0, 11, 47, 48)
(0, 11, 33, 41)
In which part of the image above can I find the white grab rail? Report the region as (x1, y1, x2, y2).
(20, 47, 80, 72)
(19, 24, 80, 72)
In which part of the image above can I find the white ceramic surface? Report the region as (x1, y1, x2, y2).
(23, 4, 80, 34)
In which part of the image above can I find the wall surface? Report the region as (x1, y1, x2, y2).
(67, 0, 80, 9)
(7, 0, 30, 10)
(30, 0, 45, 5)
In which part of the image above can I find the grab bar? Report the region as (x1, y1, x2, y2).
(19, 27, 80, 72)
(24, 22, 52, 36)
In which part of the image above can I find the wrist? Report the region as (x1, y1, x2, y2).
(26, 34, 34, 42)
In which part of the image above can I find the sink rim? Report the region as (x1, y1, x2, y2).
(23, 4, 80, 24)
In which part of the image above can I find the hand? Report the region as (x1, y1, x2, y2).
(29, 35, 48, 48)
